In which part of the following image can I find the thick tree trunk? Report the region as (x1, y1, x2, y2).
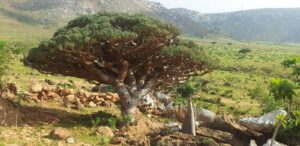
(115, 84, 138, 116)
(181, 96, 196, 136)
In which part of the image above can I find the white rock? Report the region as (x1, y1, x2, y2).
(165, 122, 181, 132)
(141, 94, 156, 108)
(240, 109, 287, 132)
(195, 109, 215, 123)
(66, 137, 75, 144)
(250, 140, 258, 146)
(154, 92, 171, 103)
(262, 139, 287, 146)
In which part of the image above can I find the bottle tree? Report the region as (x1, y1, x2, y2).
(269, 78, 296, 146)
(25, 13, 213, 117)
(177, 84, 196, 136)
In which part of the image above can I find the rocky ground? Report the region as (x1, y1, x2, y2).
(0, 82, 297, 146)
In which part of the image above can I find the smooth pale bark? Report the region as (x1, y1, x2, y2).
(181, 96, 196, 136)
(116, 84, 137, 116)
(270, 103, 291, 146)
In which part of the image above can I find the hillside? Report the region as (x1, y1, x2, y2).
(2, 0, 300, 43)
(206, 8, 300, 43)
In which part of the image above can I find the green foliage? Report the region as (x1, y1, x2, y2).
(161, 40, 216, 67)
(89, 112, 118, 128)
(45, 79, 56, 85)
(57, 82, 76, 89)
(239, 48, 252, 54)
(99, 136, 111, 146)
(281, 57, 297, 68)
(292, 66, 300, 77)
(260, 96, 284, 113)
(280, 111, 300, 138)
(176, 83, 194, 97)
(0, 41, 10, 89)
(39, 12, 178, 52)
(269, 78, 295, 102)
(247, 86, 265, 99)
(118, 115, 132, 126)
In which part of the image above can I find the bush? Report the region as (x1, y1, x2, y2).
(57, 82, 76, 89)
(280, 110, 300, 138)
(0, 41, 10, 89)
(260, 96, 284, 113)
(248, 86, 265, 99)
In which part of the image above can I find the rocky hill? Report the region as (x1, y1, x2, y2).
(2, 0, 300, 43)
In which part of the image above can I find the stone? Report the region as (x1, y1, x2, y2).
(165, 122, 181, 133)
(154, 92, 171, 103)
(262, 139, 287, 146)
(141, 94, 156, 108)
(250, 140, 258, 146)
(30, 84, 43, 93)
(101, 100, 113, 107)
(50, 128, 71, 140)
(240, 109, 287, 132)
(88, 101, 97, 108)
(66, 94, 76, 102)
(75, 98, 85, 110)
(195, 109, 215, 124)
(66, 137, 75, 144)
(95, 126, 114, 138)
(105, 92, 119, 102)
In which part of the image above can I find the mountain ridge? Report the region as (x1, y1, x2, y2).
(1, 0, 300, 43)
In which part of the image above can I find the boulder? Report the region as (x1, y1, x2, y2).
(30, 84, 43, 93)
(88, 101, 97, 108)
(262, 139, 287, 146)
(141, 94, 156, 108)
(50, 128, 71, 140)
(165, 122, 181, 133)
(154, 92, 171, 104)
(66, 137, 75, 144)
(240, 109, 287, 132)
(250, 140, 258, 146)
(95, 126, 114, 138)
(195, 109, 215, 124)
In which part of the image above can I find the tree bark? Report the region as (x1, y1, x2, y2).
(116, 84, 138, 116)
(270, 103, 291, 146)
(181, 96, 196, 136)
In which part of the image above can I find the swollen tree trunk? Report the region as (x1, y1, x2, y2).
(116, 84, 136, 116)
(270, 104, 291, 146)
(181, 96, 196, 136)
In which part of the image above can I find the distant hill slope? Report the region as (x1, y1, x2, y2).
(1, 0, 300, 43)
(206, 8, 300, 43)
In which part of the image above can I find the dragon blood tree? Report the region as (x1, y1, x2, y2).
(25, 13, 213, 117)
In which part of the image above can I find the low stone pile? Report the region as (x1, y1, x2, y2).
(26, 84, 119, 109)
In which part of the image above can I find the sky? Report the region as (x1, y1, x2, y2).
(151, 0, 300, 13)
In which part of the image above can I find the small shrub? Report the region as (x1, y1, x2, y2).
(99, 136, 111, 145)
(118, 115, 132, 127)
(260, 96, 284, 113)
(45, 79, 56, 85)
(57, 82, 76, 89)
(248, 86, 265, 99)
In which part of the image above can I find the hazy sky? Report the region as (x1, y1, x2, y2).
(152, 0, 300, 13)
